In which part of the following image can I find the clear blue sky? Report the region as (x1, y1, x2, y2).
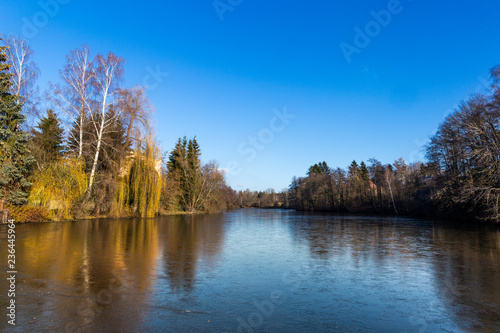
(2, 0, 500, 191)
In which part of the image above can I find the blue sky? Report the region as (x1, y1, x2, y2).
(2, 0, 500, 191)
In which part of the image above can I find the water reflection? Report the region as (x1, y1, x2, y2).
(0, 210, 499, 332)
(431, 225, 500, 332)
(0, 214, 226, 332)
(285, 213, 500, 332)
(161, 214, 226, 293)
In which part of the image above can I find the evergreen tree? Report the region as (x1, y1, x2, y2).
(187, 136, 201, 171)
(166, 137, 188, 208)
(30, 109, 64, 169)
(0, 38, 35, 205)
(167, 137, 188, 178)
(360, 161, 369, 182)
(166, 136, 205, 211)
(348, 160, 359, 179)
(167, 138, 186, 190)
(185, 136, 202, 210)
(358, 161, 371, 205)
(307, 161, 329, 175)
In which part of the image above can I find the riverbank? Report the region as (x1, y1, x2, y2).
(3, 205, 206, 224)
(248, 204, 500, 226)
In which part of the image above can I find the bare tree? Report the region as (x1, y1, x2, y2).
(427, 92, 500, 221)
(85, 52, 124, 199)
(5, 34, 40, 127)
(196, 161, 226, 211)
(117, 86, 153, 154)
(384, 165, 398, 215)
(50, 45, 94, 158)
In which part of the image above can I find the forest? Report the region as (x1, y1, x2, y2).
(0, 35, 237, 222)
(1, 33, 499, 223)
(238, 66, 500, 223)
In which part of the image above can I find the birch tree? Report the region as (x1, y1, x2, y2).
(85, 52, 124, 199)
(5, 35, 40, 127)
(50, 45, 93, 158)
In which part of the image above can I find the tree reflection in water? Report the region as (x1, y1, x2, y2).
(0, 210, 499, 332)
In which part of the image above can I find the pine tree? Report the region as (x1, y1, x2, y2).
(0, 38, 35, 205)
(30, 109, 64, 169)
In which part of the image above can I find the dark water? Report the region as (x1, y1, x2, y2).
(1, 209, 500, 332)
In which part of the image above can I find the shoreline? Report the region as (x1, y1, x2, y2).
(3, 209, 202, 224)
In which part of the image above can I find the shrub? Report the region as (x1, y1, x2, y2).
(28, 158, 87, 220)
(8, 205, 50, 223)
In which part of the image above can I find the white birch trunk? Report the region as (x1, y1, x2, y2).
(84, 53, 124, 200)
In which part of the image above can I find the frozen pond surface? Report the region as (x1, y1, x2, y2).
(1, 209, 500, 332)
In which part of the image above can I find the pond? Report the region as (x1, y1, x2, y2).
(1, 209, 500, 332)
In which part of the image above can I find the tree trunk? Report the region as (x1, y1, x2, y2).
(79, 110, 84, 158)
(85, 84, 109, 200)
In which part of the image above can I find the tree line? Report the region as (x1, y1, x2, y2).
(0, 34, 236, 222)
(239, 66, 500, 223)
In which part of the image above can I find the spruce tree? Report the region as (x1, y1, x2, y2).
(307, 161, 329, 175)
(30, 109, 64, 169)
(185, 137, 202, 210)
(360, 161, 370, 182)
(0, 38, 35, 205)
(348, 160, 359, 175)
(167, 137, 187, 176)
(166, 137, 188, 208)
(167, 136, 205, 211)
(187, 136, 201, 171)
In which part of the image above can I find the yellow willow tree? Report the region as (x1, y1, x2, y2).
(28, 158, 87, 220)
(115, 138, 162, 218)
